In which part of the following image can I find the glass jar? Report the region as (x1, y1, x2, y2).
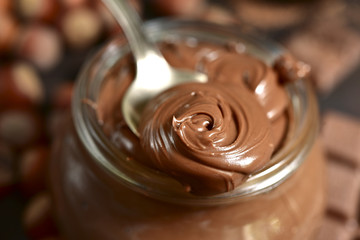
(49, 19, 325, 240)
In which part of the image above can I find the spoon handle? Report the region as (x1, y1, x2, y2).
(101, 0, 163, 63)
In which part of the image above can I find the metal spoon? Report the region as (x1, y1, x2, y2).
(101, 0, 208, 136)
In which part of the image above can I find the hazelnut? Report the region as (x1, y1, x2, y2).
(61, 6, 103, 49)
(151, 0, 206, 17)
(23, 193, 58, 239)
(16, 0, 60, 23)
(0, 110, 42, 148)
(60, 0, 89, 9)
(52, 82, 74, 110)
(0, 0, 13, 13)
(17, 25, 63, 71)
(47, 110, 68, 138)
(0, 62, 44, 110)
(19, 145, 49, 196)
(0, 142, 15, 198)
(0, 14, 20, 55)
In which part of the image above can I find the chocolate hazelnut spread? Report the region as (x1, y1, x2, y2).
(97, 40, 298, 195)
(49, 20, 325, 240)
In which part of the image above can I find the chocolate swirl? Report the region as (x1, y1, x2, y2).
(139, 83, 275, 195)
(161, 41, 289, 121)
(97, 39, 300, 196)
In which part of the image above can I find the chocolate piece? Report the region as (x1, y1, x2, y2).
(285, 21, 360, 94)
(316, 111, 360, 240)
(326, 157, 360, 220)
(316, 216, 354, 240)
(232, 0, 309, 30)
(322, 112, 360, 167)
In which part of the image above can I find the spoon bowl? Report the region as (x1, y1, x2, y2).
(102, 0, 208, 135)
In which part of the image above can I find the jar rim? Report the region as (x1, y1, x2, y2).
(72, 19, 319, 205)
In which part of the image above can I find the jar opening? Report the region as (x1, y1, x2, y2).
(72, 19, 319, 205)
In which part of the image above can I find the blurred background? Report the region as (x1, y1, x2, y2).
(1, 0, 360, 239)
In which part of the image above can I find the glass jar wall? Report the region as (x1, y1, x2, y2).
(49, 19, 325, 240)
